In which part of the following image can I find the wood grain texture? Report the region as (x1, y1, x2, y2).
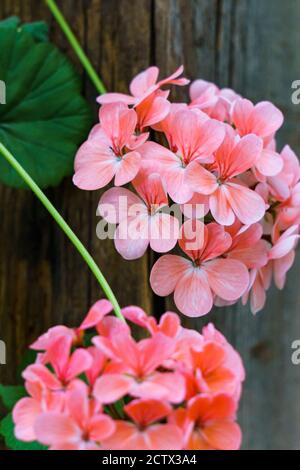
(0, 0, 300, 450)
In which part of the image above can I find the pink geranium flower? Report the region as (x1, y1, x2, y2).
(13, 381, 64, 442)
(73, 102, 148, 190)
(97, 66, 189, 131)
(23, 335, 92, 391)
(150, 220, 249, 317)
(102, 399, 183, 450)
(242, 263, 273, 315)
(98, 173, 180, 260)
(93, 332, 185, 403)
(175, 394, 242, 450)
(34, 384, 115, 450)
(269, 224, 299, 289)
(189, 79, 239, 122)
(231, 98, 284, 177)
(225, 221, 269, 269)
(185, 126, 265, 225)
(140, 108, 225, 203)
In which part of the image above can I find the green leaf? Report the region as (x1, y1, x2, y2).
(0, 414, 47, 450)
(0, 385, 26, 410)
(0, 24, 93, 188)
(22, 21, 49, 43)
(0, 17, 49, 42)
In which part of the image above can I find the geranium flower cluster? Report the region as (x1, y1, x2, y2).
(73, 66, 300, 316)
(12, 300, 244, 450)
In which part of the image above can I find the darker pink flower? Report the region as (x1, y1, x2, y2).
(150, 220, 249, 317)
(102, 399, 183, 450)
(174, 394, 242, 450)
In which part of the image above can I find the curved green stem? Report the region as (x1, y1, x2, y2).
(45, 0, 107, 95)
(0, 142, 125, 322)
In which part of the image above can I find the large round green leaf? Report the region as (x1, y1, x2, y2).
(0, 23, 93, 188)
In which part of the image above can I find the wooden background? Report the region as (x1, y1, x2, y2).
(0, 0, 300, 450)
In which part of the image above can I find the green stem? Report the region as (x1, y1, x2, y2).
(45, 0, 107, 95)
(0, 142, 124, 322)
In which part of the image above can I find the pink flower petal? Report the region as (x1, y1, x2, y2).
(114, 151, 141, 186)
(256, 149, 283, 176)
(34, 413, 80, 446)
(114, 215, 150, 260)
(149, 213, 180, 253)
(209, 186, 235, 226)
(174, 268, 214, 317)
(130, 66, 159, 97)
(79, 299, 113, 330)
(98, 187, 142, 224)
(93, 374, 133, 404)
(13, 398, 41, 442)
(150, 255, 191, 296)
(225, 182, 266, 224)
(185, 161, 218, 195)
(204, 258, 249, 301)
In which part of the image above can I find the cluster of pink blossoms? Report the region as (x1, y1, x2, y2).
(73, 66, 300, 316)
(12, 300, 244, 450)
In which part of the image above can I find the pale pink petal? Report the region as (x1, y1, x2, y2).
(273, 251, 296, 289)
(89, 415, 116, 442)
(114, 151, 141, 186)
(73, 141, 117, 190)
(130, 66, 159, 97)
(13, 398, 41, 442)
(97, 93, 137, 105)
(256, 149, 283, 176)
(150, 255, 191, 296)
(149, 213, 180, 253)
(165, 166, 195, 203)
(174, 268, 214, 317)
(185, 161, 218, 195)
(93, 374, 133, 404)
(138, 334, 175, 375)
(225, 182, 266, 224)
(231, 98, 254, 136)
(269, 235, 299, 259)
(98, 187, 142, 224)
(114, 215, 150, 260)
(141, 372, 186, 404)
(181, 193, 210, 219)
(79, 299, 113, 330)
(250, 101, 284, 138)
(23, 364, 61, 390)
(65, 349, 93, 382)
(34, 413, 80, 446)
(204, 258, 249, 301)
(225, 134, 263, 178)
(209, 186, 235, 226)
(250, 276, 267, 314)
